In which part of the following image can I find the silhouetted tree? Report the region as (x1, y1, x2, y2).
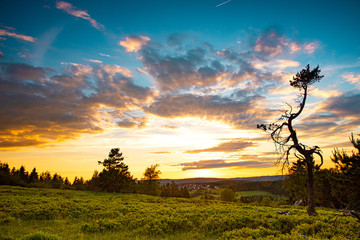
(72, 176, 85, 190)
(258, 65, 324, 216)
(18, 166, 28, 184)
(39, 171, 52, 187)
(331, 133, 360, 209)
(142, 164, 161, 182)
(0, 162, 12, 185)
(97, 148, 134, 192)
(64, 177, 71, 186)
(28, 168, 38, 183)
(140, 164, 161, 195)
(51, 173, 64, 189)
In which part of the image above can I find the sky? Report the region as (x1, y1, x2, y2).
(0, 0, 359, 180)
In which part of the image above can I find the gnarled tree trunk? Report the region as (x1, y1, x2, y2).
(306, 161, 317, 216)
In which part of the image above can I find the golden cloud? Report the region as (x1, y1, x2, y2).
(119, 35, 150, 53)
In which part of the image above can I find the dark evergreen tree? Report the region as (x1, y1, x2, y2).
(0, 162, 12, 185)
(28, 168, 38, 183)
(331, 133, 360, 209)
(97, 148, 134, 192)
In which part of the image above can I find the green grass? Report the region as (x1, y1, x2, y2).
(1, 185, 359, 239)
(236, 190, 272, 197)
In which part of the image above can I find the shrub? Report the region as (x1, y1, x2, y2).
(81, 219, 121, 233)
(21, 231, 60, 240)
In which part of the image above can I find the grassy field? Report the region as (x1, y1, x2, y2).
(236, 190, 272, 197)
(1, 185, 359, 240)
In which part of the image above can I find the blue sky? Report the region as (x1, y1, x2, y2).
(0, 0, 359, 179)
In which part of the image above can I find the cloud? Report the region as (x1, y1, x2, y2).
(343, 73, 360, 89)
(119, 35, 150, 53)
(289, 42, 302, 54)
(56, 1, 104, 30)
(1, 62, 47, 80)
(311, 88, 342, 98)
(146, 93, 270, 129)
(185, 139, 254, 153)
(87, 59, 103, 64)
(99, 53, 111, 57)
(151, 151, 172, 154)
(99, 64, 133, 78)
(303, 42, 319, 54)
(321, 92, 360, 116)
(167, 33, 187, 47)
(272, 59, 300, 69)
(176, 159, 273, 171)
(253, 28, 285, 58)
(323, 141, 353, 149)
(297, 92, 360, 138)
(0, 28, 36, 42)
(286, 41, 319, 54)
(0, 62, 153, 148)
(140, 44, 227, 91)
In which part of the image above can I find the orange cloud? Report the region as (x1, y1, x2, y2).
(311, 88, 342, 98)
(0, 62, 153, 148)
(343, 73, 360, 89)
(289, 42, 301, 54)
(253, 29, 285, 57)
(185, 139, 254, 154)
(119, 35, 150, 53)
(101, 64, 133, 78)
(0, 28, 36, 42)
(56, 1, 104, 30)
(273, 59, 300, 69)
(304, 42, 319, 54)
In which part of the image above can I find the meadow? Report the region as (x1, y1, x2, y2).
(1, 185, 359, 240)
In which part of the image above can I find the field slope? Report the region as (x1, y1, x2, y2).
(0, 185, 359, 239)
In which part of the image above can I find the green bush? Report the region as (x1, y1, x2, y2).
(21, 231, 60, 240)
(221, 227, 280, 239)
(81, 219, 121, 233)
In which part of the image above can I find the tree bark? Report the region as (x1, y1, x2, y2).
(306, 161, 317, 216)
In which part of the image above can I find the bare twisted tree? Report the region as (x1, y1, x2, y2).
(258, 64, 324, 216)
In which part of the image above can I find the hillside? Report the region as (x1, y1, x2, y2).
(1, 185, 359, 240)
(159, 175, 285, 185)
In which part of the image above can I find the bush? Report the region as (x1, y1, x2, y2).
(21, 232, 60, 240)
(81, 219, 121, 233)
(220, 188, 236, 202)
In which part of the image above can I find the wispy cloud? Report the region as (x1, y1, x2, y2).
(87, 59, 102, 64)
(0, 50, 5, 59)
(56, 1, 104, 30)
(176, 159, 273, 171)
(99, 53, 111, 57)
(0, 28, 36, 42)
(304, 42, 319, 54)
(185, 139, 254, 154)
(216, 0, 232, 7)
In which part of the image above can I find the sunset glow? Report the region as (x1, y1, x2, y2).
(0, 0, 359, 181)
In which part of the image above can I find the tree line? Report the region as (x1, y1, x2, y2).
(0, 148, 190, 198)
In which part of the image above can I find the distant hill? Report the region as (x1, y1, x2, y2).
(159, 175, 285, 185)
